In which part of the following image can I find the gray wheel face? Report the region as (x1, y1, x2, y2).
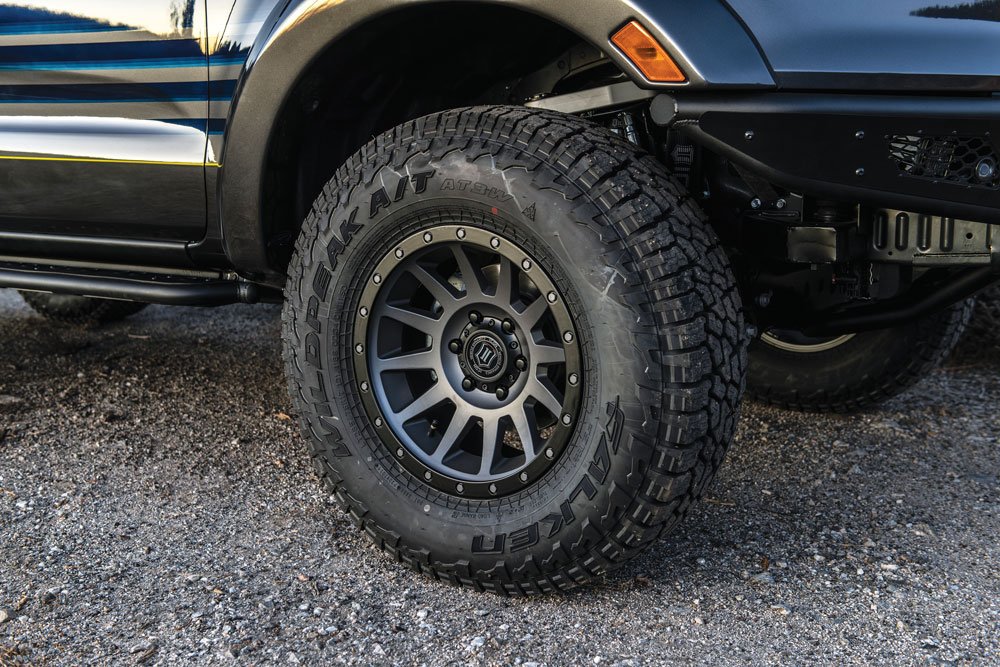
(353, 224, 582, 498)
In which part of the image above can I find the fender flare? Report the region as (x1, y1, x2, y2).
(218, 0, 774, 280)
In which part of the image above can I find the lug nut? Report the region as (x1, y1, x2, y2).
(461, 377, 475, 391)
(469, 311, 482, 325)
(495, 387, 508, 400)
(515, 356, 527, 371)
(448, 339, 462, 353)
(502, 319, 514, 333)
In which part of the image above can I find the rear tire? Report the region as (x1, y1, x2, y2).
(19, 292, 148, 326)
(282, 106, 747, 594)
(748, 300, 972, 413)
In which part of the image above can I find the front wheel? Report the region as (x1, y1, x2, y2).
(748, 300, 972, 413)
(282, 106, 747, 593)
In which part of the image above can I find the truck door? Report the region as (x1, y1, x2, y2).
(0, 1, 211, 259)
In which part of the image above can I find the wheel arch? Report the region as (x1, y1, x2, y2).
(217, 0, 773, 284)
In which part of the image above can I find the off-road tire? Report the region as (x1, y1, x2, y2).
(749, 300, 972, 413)
(282, 106, 746, 594)
(19, 292, 148, 326)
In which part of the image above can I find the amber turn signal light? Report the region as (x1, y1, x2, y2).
(611, 20, 685, 83)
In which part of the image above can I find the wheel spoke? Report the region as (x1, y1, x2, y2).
(510, 402, 537, 460)
(372, 349, 437, 375)
(451, 245, 485, 299)
(394, 383, 448, 423)
(479, 416, 500, 477)
(517, 295, 548, 330)
(429, 408, 471, 464)
(528, 378, 564, 417)
(531, 342, 566, 365)
(410, 265, 461, 308)
(493, 257, 513, 307)
(382, 305, 441, 336)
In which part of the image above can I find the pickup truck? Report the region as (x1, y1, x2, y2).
(2, 0, 996, 594)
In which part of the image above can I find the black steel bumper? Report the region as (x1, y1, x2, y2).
(651, 93, 1000, 223)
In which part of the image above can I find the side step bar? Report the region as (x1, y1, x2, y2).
(0, 264, 269, 306)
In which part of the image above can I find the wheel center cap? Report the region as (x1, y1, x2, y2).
(465, 331, 507, 382)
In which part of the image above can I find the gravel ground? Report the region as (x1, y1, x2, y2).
(0, 288, 996, 666)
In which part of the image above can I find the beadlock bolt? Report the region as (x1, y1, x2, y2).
(394, 248, 404, 259)
(546, 291, 557, 303)
(519, 472, 529, 482)
(359, 306, 369, 317)
(456, 228, 466, 239)
(490, 237, 500, 249)
(456, 483, 464, 493)
(568, 373, 579, 385)
(561, 413, 572, 425)
(355, 343, 364, 354)
(521, 259, 532, 270)
(423, 232, 433, 243)
(563, 331, 574, 343)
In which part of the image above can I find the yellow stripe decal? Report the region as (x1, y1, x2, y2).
(0, 154, 219, 167)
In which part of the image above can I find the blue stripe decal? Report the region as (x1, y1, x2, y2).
(0, 80, 237, 103)
(0, 24, 133, 36)
(0, 39, 205, 65)
(0, 57, 207, 71)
